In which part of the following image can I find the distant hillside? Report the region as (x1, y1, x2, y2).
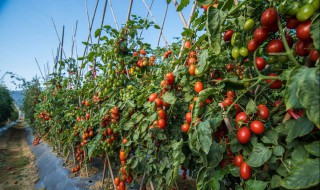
(10, 91, 24, 108)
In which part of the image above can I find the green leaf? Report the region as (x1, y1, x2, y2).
(162, 92, 177, 105)
(245, 180, 268, 190)
(207, 141, 226, 168)
(292, 144, 309, 162)
(166, 0, 171, 4)
(197, 120, 212, 154)
(245, 99, 257, 115)
(273, 145, 285, 157)
(94, 28, 101, 38)
(247, 143, 272, 167)
(311, 14, 320, 51)
(305, 141, 320, 157)
(177, 0, 190, 11)
(196, 0, 214, 6)
(154, 24, 160, 29)
(219, 0, 235, 11)
(271, 175, 282, 189)
(296, 67, 320, 127)
(281, 158, 320, 189)
(197, 49, 209, 75)
(261, 130, 279, 145)
(285, 116, 314, 143)
(206, 7, 227, 54)
(88, 134, 102, 157)
(284, 67, 304, 109)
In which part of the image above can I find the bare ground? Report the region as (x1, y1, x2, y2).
(0, 122, 39, 190)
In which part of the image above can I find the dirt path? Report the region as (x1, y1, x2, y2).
(0, 121, 39, 190)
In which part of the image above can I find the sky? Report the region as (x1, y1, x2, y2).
(0, 0, 194, 90)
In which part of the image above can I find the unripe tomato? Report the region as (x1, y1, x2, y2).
(240, 47, 249, 57)
(232, 47, 240, 59)
(296, 4, 316, 22)
(266, 73, 282, 89)
(224, 30, 234, 42)
(240, 162, 251, 180)
(236, 112, 249, 125)
(255, 57, 266, 70)
(296, 20, 312, 41)
(250, 120, 265, 135)
(305, 0, 320, 10)
(260, 8, 278, 28)
(266, 56, 277, 64)
(194, 81, 204, 93)
(247, 39, 259, 52)
(237, 127, 251, 144)
(257, 104, 269, 120)
(233, 155, 244, 167)
(253, 27, 268, 43)
(243, 19, 254, 31)
(181, 123, 190, 133)
(279, 1, 301, 16)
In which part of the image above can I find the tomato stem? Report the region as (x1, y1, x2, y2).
(277, 16, 300, 67)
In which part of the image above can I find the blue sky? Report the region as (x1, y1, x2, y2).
(0, 0, 194, 90)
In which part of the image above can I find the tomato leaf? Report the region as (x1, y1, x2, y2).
(311, 14, 320, 51)
(273, 145, 285, 157)
(284, 66, 304, 109)
(305, 141, 320, 157)
(197, 120, 212, 154)
(247, 143, 272, 167)
(197, 49, 209, 75)
(245, 99, 256, 115)
(296, 67, 320, 127)
(261, 130, 279, 145)
(292, 144, 309, 162)
(94, 28, 101, 38)
(196, 0, 214, 6)
(177, 0, 190, 11)
(162, 92, 177, 105)
(206, 7, 227, 54)
(285, 116, 314, 143)
(281, 158, 320, 189)
(245, 180, 268, 190)
(207, 141, 226, 168)
(271, 175, 282, 189)
(88, 134, 102, 158)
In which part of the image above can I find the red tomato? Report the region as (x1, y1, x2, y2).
(296, 20, 312, 41)
(237, 127, 251, 144)
(119, 181, 126, 190)
(154, 98, 163, 107)
(202, 4, 210, 12)
(222, 98, 234, 108)
(181, 123, 190, 133)
(250, 120, 265, 135)
(235, 112, 249, 125)
(158, 110, 167, 119)
(247, 39, 259, 52)
(253, 27, 269, 43)
(310, 49, 319, 62)
(188, 57, 197, 65)
(255, 57, 266, 70)
(286, 17, 300, 29)
(267, 39, 284, 53)
(149, 93, 157, 102)
(189, 64, 196, 75)
(126, 174, 133, 183)
(257, 104, 269, 120)
(226, 63, 234, 72)
(184, 41, 191, 49)
(285, 34, 294, 48)
(158, 119, 166, 129)
(114, 178, 120, 186)
(295, 40, 309, 56)
(226, 91, 236, 99)
(185, 112, 192, 124)
(260, 8, 278, 28)
(165, 72, 175, 84)
(266, 73, 282, 89)
(140, 49, 146, 55)
(119, 150, 126, 161)
(224, 30, 234, 42)
(233, 155, 244, 167)
(240, 162, 251, 180)
(194, 81, 204, 93)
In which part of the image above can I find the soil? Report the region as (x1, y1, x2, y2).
(0, 121, 39, 190)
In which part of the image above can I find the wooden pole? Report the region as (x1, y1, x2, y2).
(109, 0, 119, 30)
(157, 3, 169, 47)
(139, 0, 155, 38)
(60, 25, 65, 62)
(51, 18, 67, 59)
(101, 155, 108, 186)
(172, 0, 188, 28)
(106, 153, 117, 190)
(35, 58, 45, 81)
(126, 0, 134, 22)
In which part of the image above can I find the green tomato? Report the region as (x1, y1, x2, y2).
(107, 62, 112, 69)
(273, 63, 282, 70)
(195, 68, 200, 76)
(304, 0, 320, 10)
(243, 19, 254, 31)
(278, 55, 288, 64)
(296, 4, 316, 22)
(266, 56, 277, 64)
(231, 33, 239, 46)
(239, 47, 249, 57)
(232, 47, 240, 59)
(288, 2, 302, 16)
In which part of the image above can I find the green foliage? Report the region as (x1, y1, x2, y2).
(0, 84, 18, 125)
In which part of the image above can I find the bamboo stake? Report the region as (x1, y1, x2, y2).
(71, 20, 78, 59)
(139, 0, 155, 38)
(172, 0, 188, 28)
(51, 18, 67, 59)
(139, 172, 146, 190)
(101, 155, 108, 186)
(109, 0, 119, 31)
(60, 26, 65, 62)
(157, 3, 169, 47)
(141, 0, 170, 47)
(35, 58, 45, 81)
(126, 0, 134, 22)
(106, 153, 117, 190)
(150, 181, 155, 190)
(84, 0, 93, 43)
